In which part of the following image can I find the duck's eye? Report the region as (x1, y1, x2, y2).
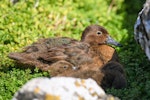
(63, 66, 68, 69)
(97, 31, 102, 35)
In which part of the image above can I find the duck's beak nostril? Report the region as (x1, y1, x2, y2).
(106, 36, 123, 47)
(116, 43, 123, 47)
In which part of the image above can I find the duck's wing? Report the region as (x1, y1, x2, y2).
(38, 41, 93, 67)
(8, 37, 93, 70)
(134, 0, 150, 60)
(8, 37, 77, 68)
(23, 37, 75, 53)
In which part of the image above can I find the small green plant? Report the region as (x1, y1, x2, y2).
(0, 0, 149, 99)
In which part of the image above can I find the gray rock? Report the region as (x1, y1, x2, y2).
(12, 77, 120, 100)
(134, 0, 150, 60)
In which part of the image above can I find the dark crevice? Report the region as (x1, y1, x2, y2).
(37, 57, 53, 64)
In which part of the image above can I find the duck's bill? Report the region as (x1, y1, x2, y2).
(106, 36, 122, 47)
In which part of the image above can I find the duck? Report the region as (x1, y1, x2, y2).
(72, 61, 126, 90)
(8, 25, 121, 70)
(43, 60, 126, 89)
(8, 25, 126, 89)
(134, 0, 150, 60)
(100, 61, 127, 89)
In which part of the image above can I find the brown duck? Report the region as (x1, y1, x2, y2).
(8, 25, 126, 89)
(8, 25, 121, 69)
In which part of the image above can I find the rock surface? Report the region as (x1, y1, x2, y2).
(12, 77, 120, 100)
(134, 0, 150, 60)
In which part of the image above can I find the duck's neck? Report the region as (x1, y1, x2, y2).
(91, 44, 117, 63)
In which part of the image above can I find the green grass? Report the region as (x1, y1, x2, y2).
(0, 0, 149, 99)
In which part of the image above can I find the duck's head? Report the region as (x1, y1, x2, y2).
(81, 25, 122, 47)
(44, 60, 79, 76)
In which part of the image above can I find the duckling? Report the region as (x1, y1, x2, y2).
(46, 60, 126, 89)
(8, 25, 121, 71)
(100, 61, 127, 89)
(42, 60, 77, 76)
(65, 70, 105, 86)
(134, 0, 150, 60)
(38, 60, 102, 89)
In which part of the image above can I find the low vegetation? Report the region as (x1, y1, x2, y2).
(0, 0, 148, 99)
